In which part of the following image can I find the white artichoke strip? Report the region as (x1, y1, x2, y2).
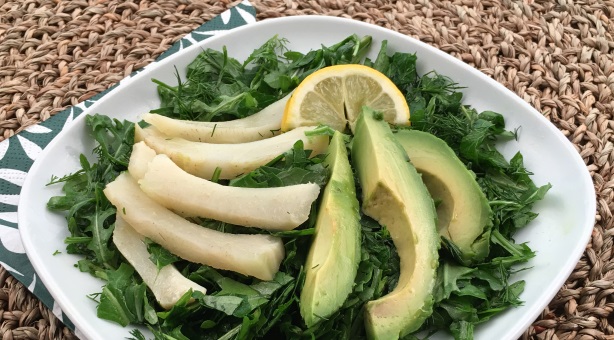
(113, 215, 207, 309)
(128, 142, 156, 181)
(142, 93, 291, 143)
(104, 173, 285, 281)
(135, 125, 329, 180)
(139, 154, 320, 231)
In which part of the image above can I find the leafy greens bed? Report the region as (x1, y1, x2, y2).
(46, 35, 550, 340)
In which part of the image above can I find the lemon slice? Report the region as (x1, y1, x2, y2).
(281, 64, 410, 132)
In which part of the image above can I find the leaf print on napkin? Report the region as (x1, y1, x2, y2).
(0, 224, 24, 253)
(236, 6, 256, 24)
(0, 260, 23, 277)
(24, 125, 52, 134)
(0, 169, 28, 187)
(0, 212, 17, 224)
(16, 136, 42, 160)
(0, 194, 19, 206)
(0, 140, 9, 160)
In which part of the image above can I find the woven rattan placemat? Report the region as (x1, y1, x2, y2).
(0, 0, 611, 339)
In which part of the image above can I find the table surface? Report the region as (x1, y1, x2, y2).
(0, 0, 612, 339)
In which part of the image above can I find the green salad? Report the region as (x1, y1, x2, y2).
(47, 35, 550, 340)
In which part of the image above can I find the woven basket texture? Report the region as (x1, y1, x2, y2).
(0, 0, 612, 339)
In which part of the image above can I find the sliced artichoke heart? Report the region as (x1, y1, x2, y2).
(139, 154, 320, 231)
(113, 215, 207, 309)
(135, 124, 328, 180)
(142, 93, 291, 143)
(104, 173, 285, 281)
(128, 141, 156, 181)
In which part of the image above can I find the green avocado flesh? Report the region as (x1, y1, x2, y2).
(395, 130, 493, 264)
(351, 107, 439, 339)
(300, 131, 361, 327)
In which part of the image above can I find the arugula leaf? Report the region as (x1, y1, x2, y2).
(155, 290, 202, 332)
(98, 263, 157, 327)
(229, 140, 329, 188)
(144, 239, 181, 270)
(432, 263, 476, 303)
(197, 293, 245, 317)
(83, 204, 115, 268)
(47, 115, 134, 273)
(188, 266, 270, 318)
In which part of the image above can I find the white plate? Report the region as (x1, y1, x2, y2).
(19, 16, 595, 340)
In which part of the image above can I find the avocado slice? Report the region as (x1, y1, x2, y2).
(300, 131, 361, 327)
(395, 130, 492, 264)
(352, 107, 439, 339)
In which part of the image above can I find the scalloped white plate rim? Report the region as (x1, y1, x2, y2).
(19, 15, 595, 340)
